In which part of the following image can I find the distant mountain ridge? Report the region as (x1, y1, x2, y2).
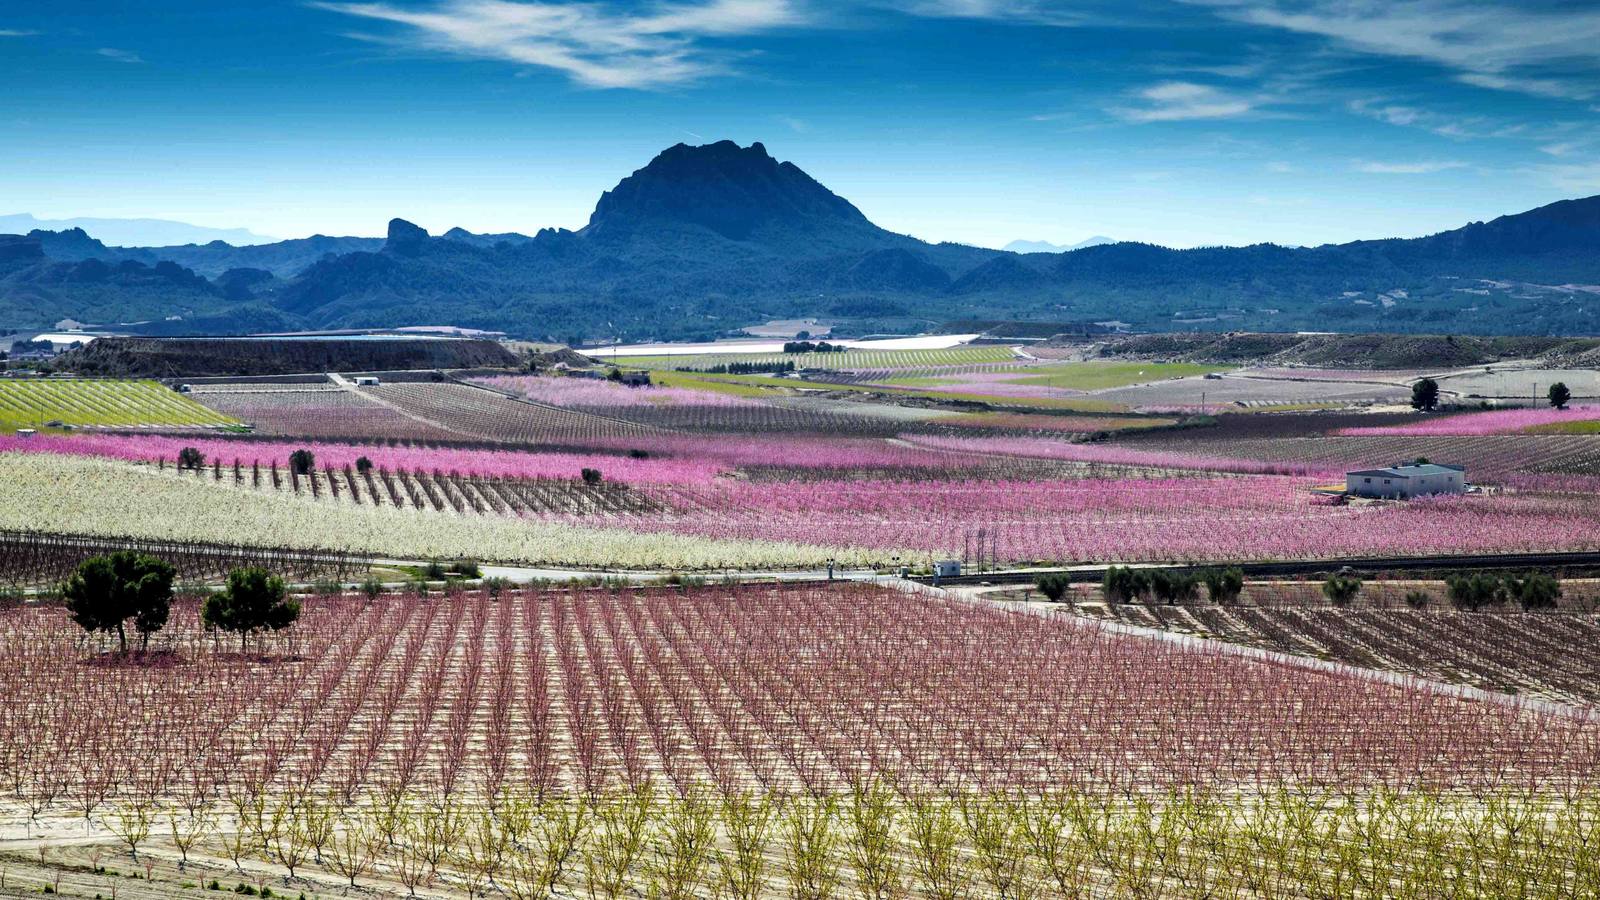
(1003, 237, 1115, 254)
(3, 141, 1600, 339)
(0, 213, 277, 248)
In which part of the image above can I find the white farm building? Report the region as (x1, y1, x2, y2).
(1346, 463, 1466, 500)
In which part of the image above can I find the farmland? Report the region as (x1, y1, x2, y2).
(3, 583, 1599, 898)
(12, 350, 1600, 897)
(0, 379, 237, 433)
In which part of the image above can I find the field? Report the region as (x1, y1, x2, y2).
(16, 351, 1600, 896)
(3, 582, 1599, 898)
(606, 345, 1019, 371)
(0, 379, 237, 433)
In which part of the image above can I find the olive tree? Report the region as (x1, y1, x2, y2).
(62, 551, 176, 653)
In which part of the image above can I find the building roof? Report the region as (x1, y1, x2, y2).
(1347, 463, 1464, 479)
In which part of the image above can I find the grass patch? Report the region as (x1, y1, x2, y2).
(1526, 420, 1600, 434)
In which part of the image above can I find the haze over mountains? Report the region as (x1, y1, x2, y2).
(0, 214, 278, 249)
(1002, 237, 1116, 254)
(4, 141, 1600, 341)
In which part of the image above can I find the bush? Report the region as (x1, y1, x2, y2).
(1149, 569, 1200, 605)
(1200, 567, 1244, 604)
(288, 449, 315, 475)
(423, 558, 448, 579)
(355, 455, 373, 474)
(482, 576, 513, 599)
(1403, 589, 1431, 609)
(1103, 566, 1151, 603)
(1505, 573, 1560, 611)
(359, 576, 384, 601)
(1322, 573, 1362, 606)
(581, 467, 603, 485)
(177, 446, 205, 470)
(1446, 572, 1505, 611)
(1034, 573, 1072, 603)
(450, 558, 482, 578)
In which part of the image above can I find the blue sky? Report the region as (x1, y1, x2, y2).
(2, 0, 1598, 248)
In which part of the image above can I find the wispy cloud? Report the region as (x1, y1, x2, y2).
(313, 0, 803, 89)
(1354, 159, 1466, 174)
(886, 0, 1096, 26)
(0, 29, 39, 37)
(96, 47, 144, 64)
(1113, 81, 1256, 122)
(1188, 0, 1600, 102)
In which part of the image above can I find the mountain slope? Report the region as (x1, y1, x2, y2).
(3, 141, 1600, 339)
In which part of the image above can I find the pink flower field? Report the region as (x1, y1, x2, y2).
(612, 475, 1600, 564)
(1338, 405, 1600, 436)
(901, 434, 1335, 476)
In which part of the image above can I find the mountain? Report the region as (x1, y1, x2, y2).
(3, 141, 1600, 339)
(0, 213, 276, 248)
(1003, 236, 1115, 254)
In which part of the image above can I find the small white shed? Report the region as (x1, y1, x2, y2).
(354, 376, 381, 387)
(934, 560, 962, 578)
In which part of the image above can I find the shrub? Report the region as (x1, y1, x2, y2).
(1103, 566, 1151, 603)
(1505, 573, 1560, 611)
(1201, 567, 1244, 604)
(360, 576, 384, 602)
(582, 467, 604, 486)
(423, 559, 448, 579)
(451, 558, 482, 578)
(1150, 569, 1199, 605)
(1446, 573, 1505, 611)
(1322, 573, 1361, 606)
(177, 446, 205, 470)
(1034, 573, 1072, 603)
(355, 455, 374, 474)
(1403, 590, 1431, 609)
(288, 449, 315, 476)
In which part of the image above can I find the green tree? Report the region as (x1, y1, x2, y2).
(1410, 378, 1440, 411)
(1201, 567, 1245, 604)
(62, 551, 176, 653)
(1506, 573, 1561, 611)
(355, 456, 374, 474)
(1321, 573, 1362, 606)
(288, 449, 315, 476)
(202, 568, 301, 652)
(1549, 382, 1571, 410)
(177, 447, 205, 470)
(1034, 573, 1072, 603)
(1446, 573, 1505, 611)
(1102, 566, 1151, 603)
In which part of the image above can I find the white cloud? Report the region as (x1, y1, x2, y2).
(1540, 142, 1580, 158)
(1353, 159, 1466, 174)
(886, 1, 1093, 25)
(1536, 162, 1600, 193)
(96, 47, 144, 64)
(314, 0, 803, 88)
(1113, 81, 1256, 122)
(1458, 72, 1593, 101)
(0, 29, 39, 37)
(1189, 0, 1600, 102)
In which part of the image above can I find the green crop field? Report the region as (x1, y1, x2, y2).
(0, 379, 239, 433)
(609, 345, 1021, 371)
(1008, 361, 1231, 391)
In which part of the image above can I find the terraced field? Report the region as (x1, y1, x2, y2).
(0, 379, 237, 432)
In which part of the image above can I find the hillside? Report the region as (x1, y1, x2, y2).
(53, 336, 518, 377)
(1087, 332, 1600, 369)
(3, 141, 1600, 339)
